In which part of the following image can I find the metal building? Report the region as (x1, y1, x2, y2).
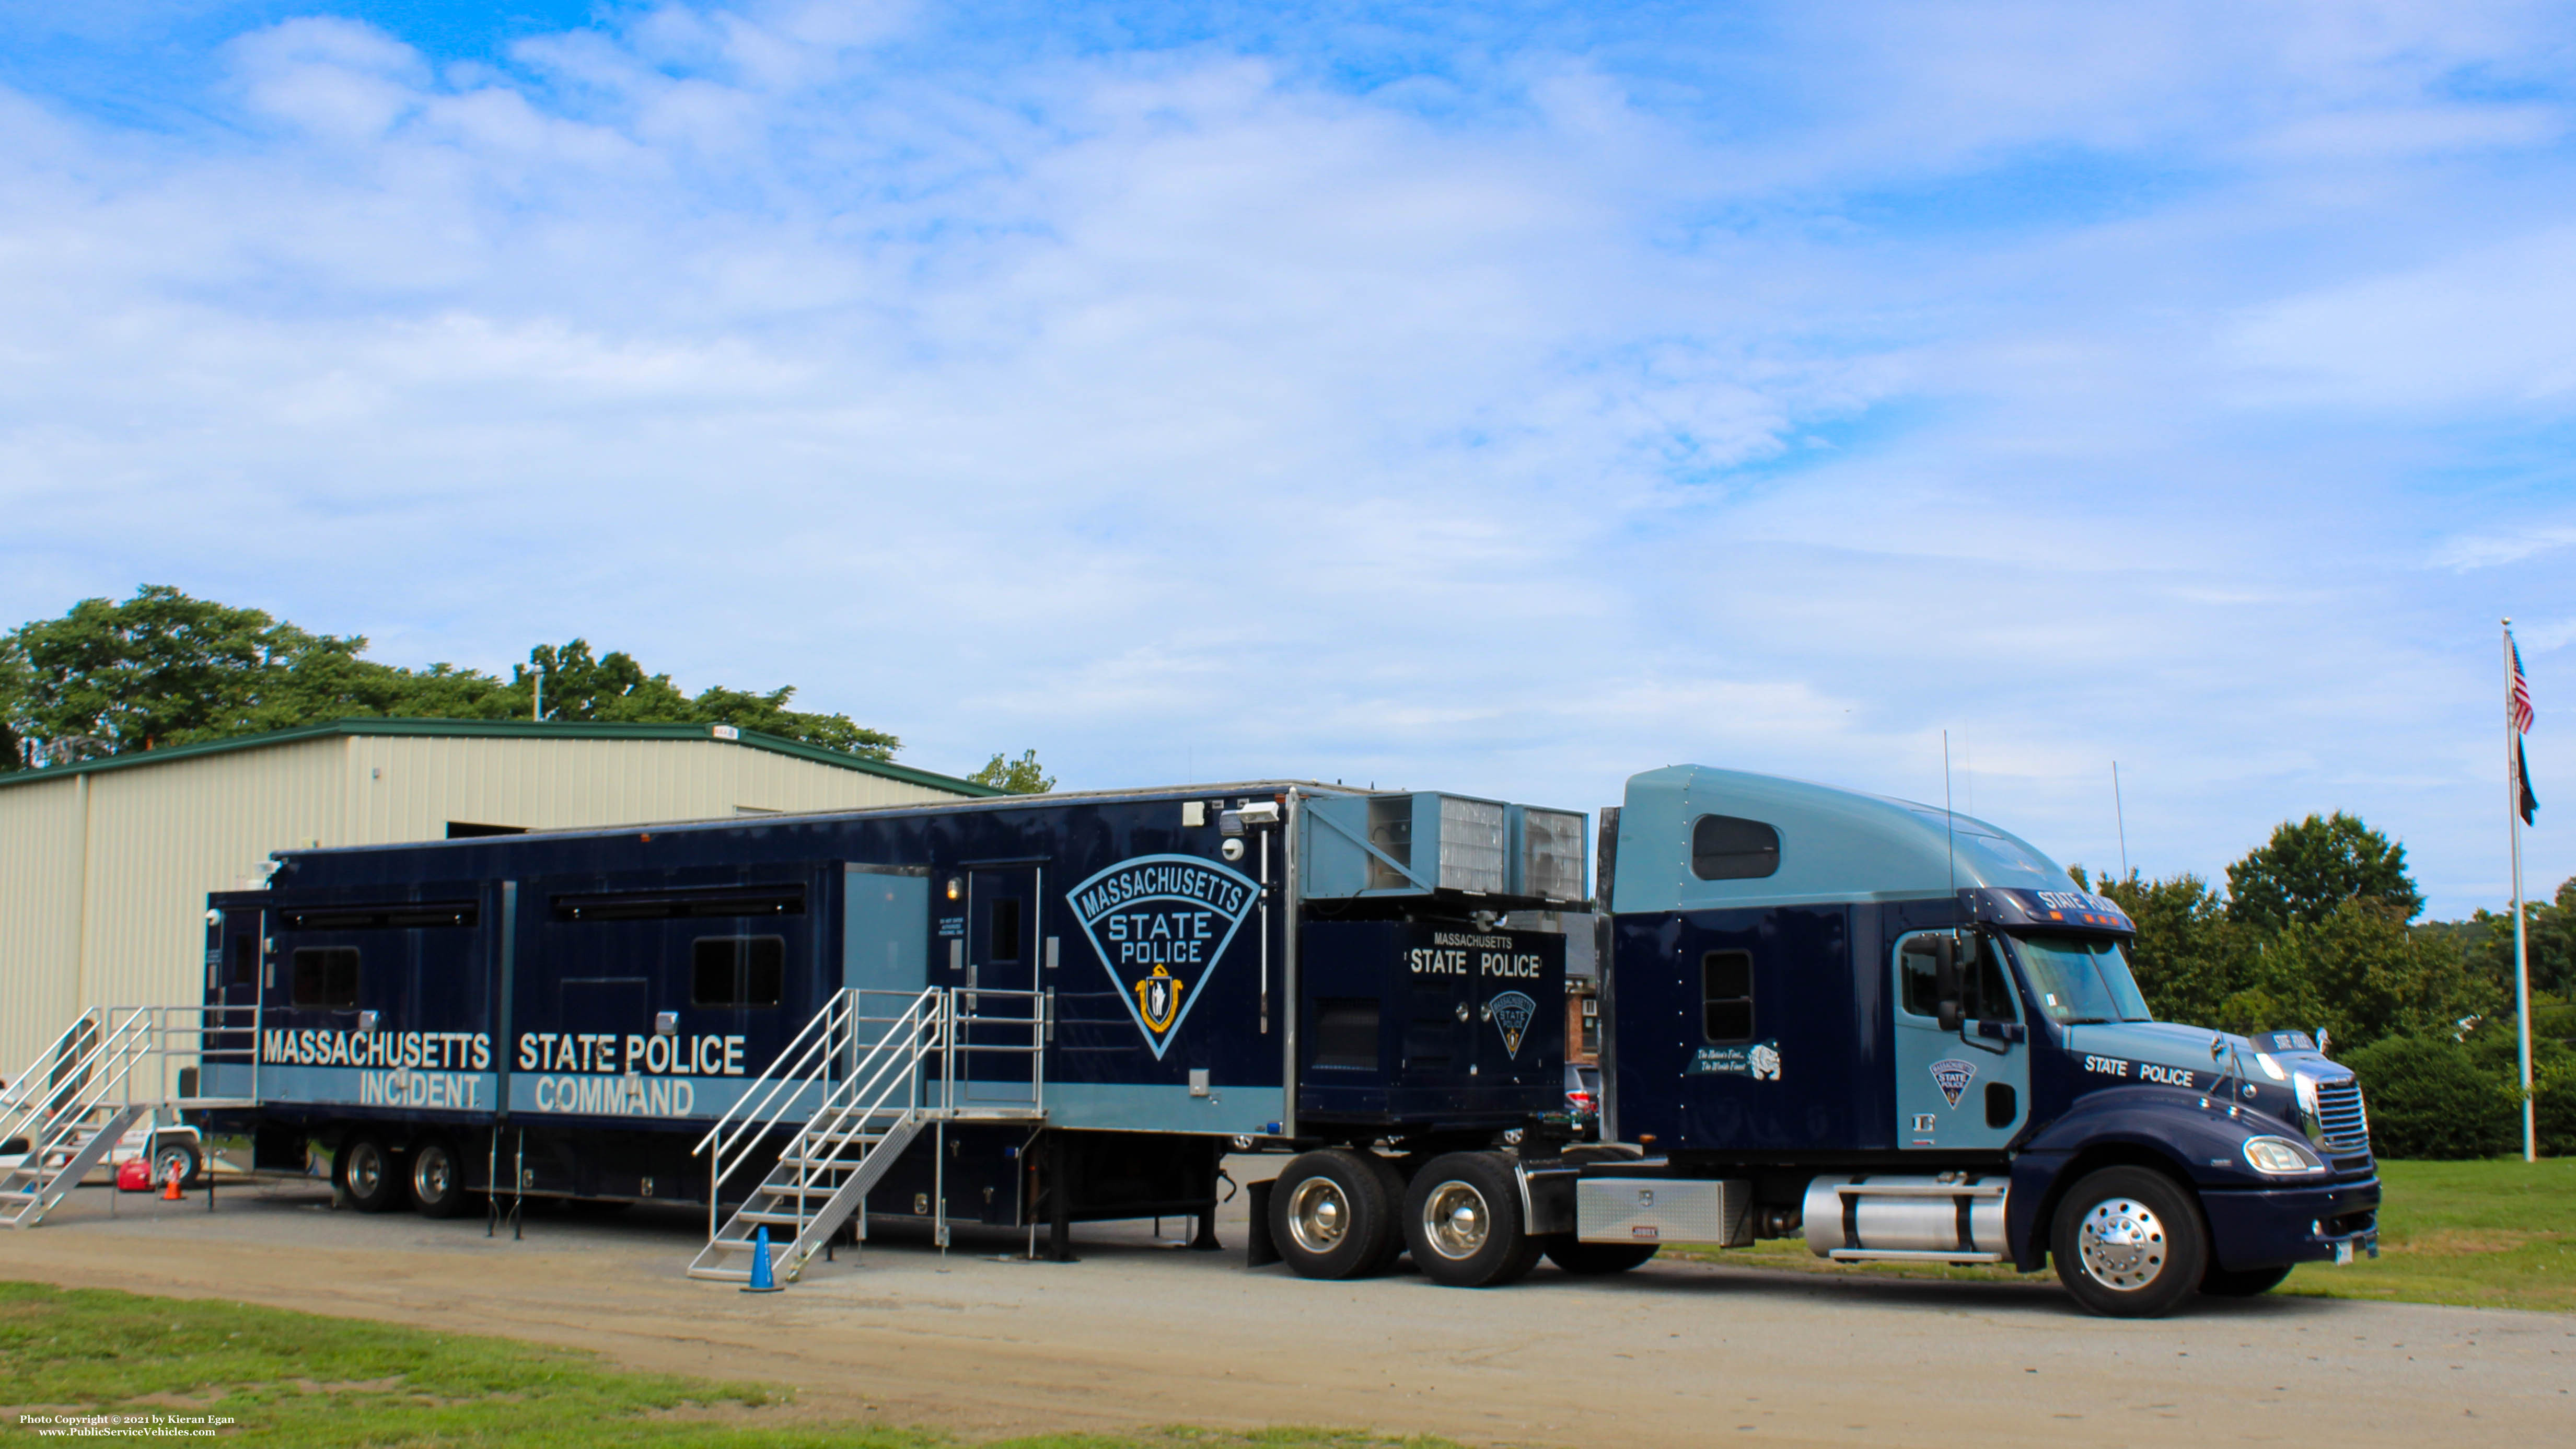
(0, 718, 993, 1075)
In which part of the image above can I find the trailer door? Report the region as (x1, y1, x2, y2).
(960, 865, 1040, 1104)
(844, 865, 930, 1044)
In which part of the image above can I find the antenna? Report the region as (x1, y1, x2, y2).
(1944, 729, 1957, 904)
(2112, 761, 2130, 883)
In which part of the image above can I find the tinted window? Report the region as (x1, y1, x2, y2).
(691, 936, 785, 1007)
(1898, 934, 2020, 1021)
(989, 897, 1023, 961)
(1702, 950, 1754, 1041)
(1691, 816, 1781, 880)
(231, 935, 260, 988)
(289, 947, 359, 1008)
(1311, 997, 1380, 1069)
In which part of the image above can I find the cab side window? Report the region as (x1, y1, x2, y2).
(1702, 950, 1754, 1041)
(1898, 934, 2020, 1021)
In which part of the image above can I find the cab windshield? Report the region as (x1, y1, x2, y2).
(2008, 933, 2152, 1025)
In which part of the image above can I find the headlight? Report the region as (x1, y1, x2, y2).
(2243, 1135, 2326, 1176)
(2255, 1051, 2289, 1082)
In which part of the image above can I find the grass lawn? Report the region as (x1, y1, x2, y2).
(1675, 1158, 2576, 1313)
(0, 1281, 1456, 1448)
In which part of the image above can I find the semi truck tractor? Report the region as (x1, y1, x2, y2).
(43, 755, 2370, 1318)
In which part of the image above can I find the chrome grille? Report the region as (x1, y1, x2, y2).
(2313, 1076, 2370, 1156)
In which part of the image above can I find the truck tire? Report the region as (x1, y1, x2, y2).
(2050, 1166, 2207, 1318)
(337, 1134, 402, 1214)
(1544, 1238, 1660, 1275)
(149, 1137, 203, 1190)
(408, 1138, 471, 1219)
(2201, 1263, 2292, 1297)
(1403, 1152, 1542, 1289)
(1269, 1149, 1400, 1280)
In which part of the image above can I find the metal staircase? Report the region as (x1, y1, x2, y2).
(688, 988, 969, 1284)
(2, 1006, 256, 1229)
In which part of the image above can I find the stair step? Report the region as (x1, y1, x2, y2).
(734, 1210, 810, 1226)
(686, 1266, 755, 1282)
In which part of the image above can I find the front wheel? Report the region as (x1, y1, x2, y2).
(1402, 1152, 1542, 1288)
(2202, 1263, 2292, 1297)
(2050, 1166, 2208, 1318)
(1544, 1238, 1660, 1275)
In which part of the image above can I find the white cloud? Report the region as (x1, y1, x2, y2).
(2, 3, 2575, 913)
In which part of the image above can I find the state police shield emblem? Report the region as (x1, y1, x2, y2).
(1069, 853, 1261, 1059)
(1489, 991, 1537, 1058)
(1930, 1058, 1977, 1108)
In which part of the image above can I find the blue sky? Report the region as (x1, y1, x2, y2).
(4, 1, 2573, 917)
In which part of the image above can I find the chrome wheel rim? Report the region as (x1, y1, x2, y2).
(2075, 1196, 2168, 1291)
(1285, 1177, 1350, 1255)
(1422, 1180, 1489, 1260)
(413, 1149, 450, 1204)
(346, 1143, 383, 1198)
(153, 1147, 190, 1181)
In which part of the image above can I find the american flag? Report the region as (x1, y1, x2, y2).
(2511, 640, 2535, 734)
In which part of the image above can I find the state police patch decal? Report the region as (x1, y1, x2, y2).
(1489, 991, 1537, 1057)
(1930, 1057, 1978, 1108)
(1068, 853, 1260, 1059)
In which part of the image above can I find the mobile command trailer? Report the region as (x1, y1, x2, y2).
(171, 782, 1591, 1279)
(115, 765, 2375, 1317)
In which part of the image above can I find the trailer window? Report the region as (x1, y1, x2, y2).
(692, 936, 785, 1007)
(231, 935, 261, 987)
(1701, 950, 1754, 1041)
(1691, 816, 1780, 880)
(1310, 998, 1380, 1069)
(988, 897, 1023, 961)
(289, 947, 360, 1008)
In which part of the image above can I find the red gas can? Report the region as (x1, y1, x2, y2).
(116, 1158, 153, 1192)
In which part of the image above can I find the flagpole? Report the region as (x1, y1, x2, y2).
(2507, 620, 2534, 1164)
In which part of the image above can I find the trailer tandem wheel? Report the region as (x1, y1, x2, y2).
(1402, 1151, 1542, 1289)
(408, 1138, 471, 1218)
(1269, 1149, 1401, 1280)
(336, 1134, 403, 1214)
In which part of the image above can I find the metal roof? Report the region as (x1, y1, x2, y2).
(0, 717, 1001, 797)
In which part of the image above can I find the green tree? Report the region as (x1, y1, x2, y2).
(2, 588, 900, 769)
(969, 749, 1055, 794)
(2341, 1034, 2521, 1159)
(2087, 867, 2255, 1029)
(2461, 877, 2576, 1004)
(2257, 899, 2496, 1053)
(2225, 812, 2422, 931)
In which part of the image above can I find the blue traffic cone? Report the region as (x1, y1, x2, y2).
(742, 1224, 784, 1293)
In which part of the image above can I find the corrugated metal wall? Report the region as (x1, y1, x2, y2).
(0, 736, 971, 1077)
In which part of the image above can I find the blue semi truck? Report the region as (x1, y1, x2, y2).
(164, 760, 2374, 1318)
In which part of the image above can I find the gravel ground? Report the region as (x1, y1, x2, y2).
(4, 1162, 2568, 1447)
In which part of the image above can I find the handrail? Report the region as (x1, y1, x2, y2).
(3, 1002, 270, 1160)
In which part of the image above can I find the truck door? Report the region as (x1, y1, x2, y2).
(961, 866, 1040, 1103)
(1892, 930, 2029, 1151)
(204, 900, 265, 1098)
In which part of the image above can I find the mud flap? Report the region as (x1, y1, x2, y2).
(1246, 1178, 1280, 1268)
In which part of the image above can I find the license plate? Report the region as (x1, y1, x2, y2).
(2333, 1240, 2354, 1265)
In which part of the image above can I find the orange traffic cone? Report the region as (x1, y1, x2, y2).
(161, 1162, 186, 1200)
